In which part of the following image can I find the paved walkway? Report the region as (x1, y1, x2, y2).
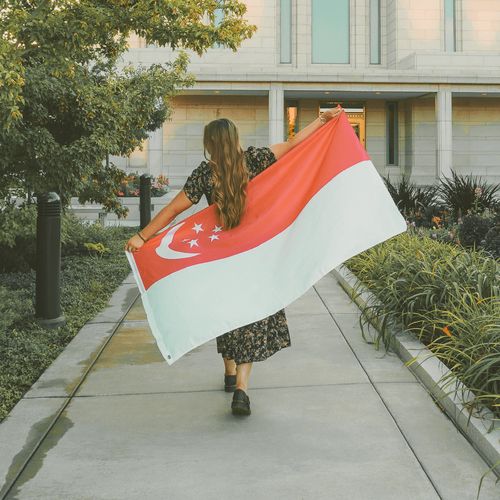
(3, 273, 500, 499)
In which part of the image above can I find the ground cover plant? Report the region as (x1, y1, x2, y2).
(344, 229, 500, 422)
(0, 213, 136, 421)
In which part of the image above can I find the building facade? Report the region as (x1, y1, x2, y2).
(114, 0, 500, 191)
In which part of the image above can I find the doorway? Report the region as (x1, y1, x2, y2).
(320, 101, 366, 147)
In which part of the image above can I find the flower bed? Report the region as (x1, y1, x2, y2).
(344, 229, 500, 421)
(116, 173, 169, 197)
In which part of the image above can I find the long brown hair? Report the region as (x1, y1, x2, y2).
(203, 118, 249, 230)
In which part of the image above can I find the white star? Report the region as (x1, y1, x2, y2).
(192, 223, 204, 234)
(212, 225, 222, 233)
(188, 239, 199, 248)
(208, 234, 219, 242)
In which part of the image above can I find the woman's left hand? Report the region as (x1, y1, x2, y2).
(125, 234, 145, 253)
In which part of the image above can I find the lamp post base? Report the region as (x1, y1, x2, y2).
(36, 315, 66, 329)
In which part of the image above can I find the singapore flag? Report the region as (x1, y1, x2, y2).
(126, 110, 407, 364)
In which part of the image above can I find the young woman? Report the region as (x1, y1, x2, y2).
(125, 105, 343, 416)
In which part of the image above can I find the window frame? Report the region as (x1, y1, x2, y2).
(369, 0, 381, 64)
(444, 0, 456, 52)
(386, 102, 399, 166)
(311, 0, 350, 64)
(279, 0, 293, 64)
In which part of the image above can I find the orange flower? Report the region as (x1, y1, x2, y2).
(442, 325, 452, 337)
(432, 216, 442, 226)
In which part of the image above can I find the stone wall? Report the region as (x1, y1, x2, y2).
(162, 95, 270, 187)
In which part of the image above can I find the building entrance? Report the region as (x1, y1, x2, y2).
(284, 100, 366, 148)
(320, 101, 366, 148)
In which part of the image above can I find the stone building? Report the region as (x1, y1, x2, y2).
(113, 0, 500, 191)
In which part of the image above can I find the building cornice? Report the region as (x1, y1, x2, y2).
(185, 73, 500, 85)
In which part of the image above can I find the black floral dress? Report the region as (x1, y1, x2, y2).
(182, 146, 291, 365)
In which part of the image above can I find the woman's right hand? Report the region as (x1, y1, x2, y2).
(321, 105, 343, 122)
(270, 105, 343, 160)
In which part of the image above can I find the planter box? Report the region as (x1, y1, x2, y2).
(69, 191, 176, 226)
(331, 263, 500, 477)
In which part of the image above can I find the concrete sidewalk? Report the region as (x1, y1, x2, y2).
(3, 272, 500, 499)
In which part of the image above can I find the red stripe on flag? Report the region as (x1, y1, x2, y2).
(132, 111, 370, 290)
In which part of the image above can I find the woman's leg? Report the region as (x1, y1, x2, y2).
(223, 356, 236, 376)
(236, 362, 253, 392)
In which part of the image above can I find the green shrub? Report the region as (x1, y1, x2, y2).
(0, 203, 37, 247)
(484, 225, 500, 259)
(0, 203, 38, 272)
(60, 211, 129, 256)
(0, 204, 133, 271)
(483, 212, 500, 259)
(458, 213, 494, 250)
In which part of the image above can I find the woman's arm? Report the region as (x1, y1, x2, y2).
(141, 189, 194, 240)
(270, 105, 343, 160)
(124, 190, 193, 252)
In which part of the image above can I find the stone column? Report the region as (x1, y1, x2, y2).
(269, 83, 285, 145)
(435, 89, 453, 180)
(147, 125, 163, 177)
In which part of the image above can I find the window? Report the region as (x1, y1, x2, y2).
(386, 102, 399, 165)
(312, 0, 350, 63)
(444, 0, 456, 52)
(280, 0, 292, 63)
(369, 0, 381, 64)
(213, 2, 224, 49)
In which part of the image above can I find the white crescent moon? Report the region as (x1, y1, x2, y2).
(155, 221, 201, 260)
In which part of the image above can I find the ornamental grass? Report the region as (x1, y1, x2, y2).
(345, 231, 500, 421)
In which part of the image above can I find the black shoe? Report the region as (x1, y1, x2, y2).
(224, 374, 237, 392)
(231, 389, 251, 415)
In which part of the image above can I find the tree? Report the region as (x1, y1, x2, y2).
(0, 0, 257, 215)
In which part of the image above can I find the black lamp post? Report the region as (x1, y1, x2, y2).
(35, 192, 66, 328)
(139, 174, 153, 230)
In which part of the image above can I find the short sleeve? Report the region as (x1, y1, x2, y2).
(182, 162, 206, 204)
(246, 146, 278, 175)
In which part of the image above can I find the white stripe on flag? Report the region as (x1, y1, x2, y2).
(129, 159, 407, 364)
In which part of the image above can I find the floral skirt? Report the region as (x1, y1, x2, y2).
(216, 308, 291, 365)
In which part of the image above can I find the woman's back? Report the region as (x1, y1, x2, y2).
(182, 146, 277, 206)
